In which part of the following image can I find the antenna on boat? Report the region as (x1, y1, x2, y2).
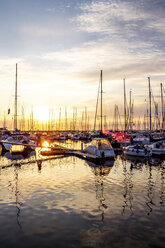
(14, 63, 18, 131)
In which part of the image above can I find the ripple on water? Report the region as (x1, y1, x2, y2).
(0, 154, 165, 248)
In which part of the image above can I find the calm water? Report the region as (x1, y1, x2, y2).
(0, 142, 165, 248)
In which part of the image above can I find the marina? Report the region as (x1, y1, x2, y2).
(0, 62, 165, 247)
(1, 0, 165, 247)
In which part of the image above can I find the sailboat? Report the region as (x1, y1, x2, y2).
(84, 70, 115, 159)
(2, 64, 35, 152)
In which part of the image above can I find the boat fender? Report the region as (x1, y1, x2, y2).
(101, 151, 105, 158)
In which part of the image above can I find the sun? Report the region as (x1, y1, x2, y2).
(34, 107, 50, 123)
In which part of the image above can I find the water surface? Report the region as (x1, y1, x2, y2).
(0, 147, 165, 248)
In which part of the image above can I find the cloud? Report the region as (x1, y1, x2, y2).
(41, 37, 165, 81)
(1, 0, 165, 120)
(74, 0, 165, 40)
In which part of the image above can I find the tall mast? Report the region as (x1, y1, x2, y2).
(93, 74, 101, 131)
(129, 89, 132, 131)
(123, 78, 127, 132)
(148, 77, 152, 133)
(65, 107, 67, 131)
(59, 107, 61, 131)
(160, 83, 164, 130)
(14, 63, 18, 130)
(72, 107, 75, 131)
(31, 108, 34, 130)
(100, 70, 103, 134)
(132, 100, 134, 131)
(114, 104, 118, 131)
(114, 105, 116, 131)
(75, 107, 77, 131)
(51, 108, 54, 130)
(48, 108, 51, 131)
(85, 106, 87, 131)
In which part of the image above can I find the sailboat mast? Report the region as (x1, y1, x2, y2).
(148, 77, 152, 133)
(65, 107, 67, 131)
(59, 107, 61, 131)
(123, 78, 127, 132)
(93, 74, 101, 131)
(100, 70, 103, 134)
(160, 83, 164, 130)
(129, 89, 132, 131)
(85, 106, 87, 131)
(14, 63, 18, 130)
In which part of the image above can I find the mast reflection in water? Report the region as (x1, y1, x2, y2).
(0, 153, 165, 248)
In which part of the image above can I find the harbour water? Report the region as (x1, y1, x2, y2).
(0, 142, 165, 248)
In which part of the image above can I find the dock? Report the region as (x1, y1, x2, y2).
(0, 139, 115, 164)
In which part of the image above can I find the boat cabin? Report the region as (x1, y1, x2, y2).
(90, 138, 113, 149)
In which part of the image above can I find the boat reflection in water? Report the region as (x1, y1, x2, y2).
(122, 155, 165, 216)
(123, 155, 149, 170)
(14, 166, 23, 229)
(86, 159, 114, 221)
(122, 159, 134, 216)
(3, 150, 36, 161)
(123, 153, 164, 169)
(87, 159, 114, 175)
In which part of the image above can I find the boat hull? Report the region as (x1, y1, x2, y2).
(123, 146, 152, 157)
(151, 148, 165, 156)
(84, 146, 115, 159)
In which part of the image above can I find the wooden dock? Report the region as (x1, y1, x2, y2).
(0, 140, 115, 164)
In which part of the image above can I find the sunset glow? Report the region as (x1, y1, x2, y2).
(1, 2, 165, 248)
(34, 107, 51, 123)
(42, 141, 49, 148)
(0, 0, 165, 130)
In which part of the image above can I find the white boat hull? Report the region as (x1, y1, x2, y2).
(151, 148, 165, 156)
(125, 150, 151, 157)
(85, 146, 115, 158)
(123, 146, 152, 157)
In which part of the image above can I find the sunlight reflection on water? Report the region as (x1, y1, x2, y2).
(0, 142, 165, 248)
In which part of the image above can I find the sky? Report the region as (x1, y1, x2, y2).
(0, 0, 165, 126)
